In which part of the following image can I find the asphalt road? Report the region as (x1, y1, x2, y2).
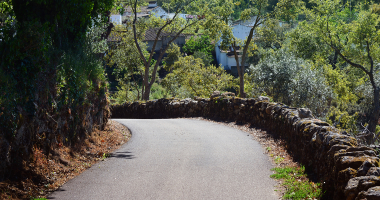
(48, 119, 278, 200)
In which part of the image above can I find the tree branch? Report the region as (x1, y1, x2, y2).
(146, 0, 191, 68)
(149, 18, 201, 86)
(366, 40, 376, 89)
(240, 15, 261, 72)
(322, 14, 372, 79)
(132, 0, 148, 67)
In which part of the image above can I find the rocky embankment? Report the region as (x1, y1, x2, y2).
(111, 93, 380, 200)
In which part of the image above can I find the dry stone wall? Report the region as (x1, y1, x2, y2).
(111, 96, 380, 200)
(0, 89, 110, 181)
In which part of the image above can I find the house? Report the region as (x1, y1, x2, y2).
(121, 1, 192, 21)
(161, 13, 189, 20)
(215, 23, 252, 75)
(144, 28, 186, 52)
(123, 1, 168, 19)
(110, 15, 122, 25)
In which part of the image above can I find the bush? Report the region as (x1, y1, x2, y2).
(150, 82, 169, 100)
(162, 56, 237, 98)
(112, 83, 141, 104)
(248, 49, 334, 117)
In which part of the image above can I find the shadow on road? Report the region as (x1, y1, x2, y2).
(47, 188, 66, 199)
(109, 151, 135, 159)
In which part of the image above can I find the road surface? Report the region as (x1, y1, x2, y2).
(48, 119, 278, 200)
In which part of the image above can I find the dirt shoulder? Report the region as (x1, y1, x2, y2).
(0, 120, 131, 200)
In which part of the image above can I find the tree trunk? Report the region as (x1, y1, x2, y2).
(143, 83, 151, 101)
(239, 69, 245, 98)
(142, 63, 150, 101)
(143, 86, 150, 101)
(367, 87, 380, 144)
(234, 59, 245, 98)
(232, 44, 246, 98)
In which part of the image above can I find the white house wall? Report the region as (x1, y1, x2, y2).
(162, 13, 188, 20)
(215, 46, 230, 70)
(110, 15, 122, 25)
(215, 23, 253, 70)
(151, 7, 168, 18)
(232, 24, 252, 41)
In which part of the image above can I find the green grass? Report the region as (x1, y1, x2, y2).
(274, 156, 284, 164)
(270, 166, 322, 199)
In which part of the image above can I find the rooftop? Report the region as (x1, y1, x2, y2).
(144, 28, 186, 41)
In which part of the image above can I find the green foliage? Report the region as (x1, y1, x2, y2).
(274, 156, 284, 164)
(303, 0, 380, 74)
(213, 0, 304, 97)
(298, 0, 380, 137)
(150, 82, 169, 100)
(182, 35, 214, 66)
(323, 65, 360, 105)
(271, 166, 322, 199)
(54, 21, 109, 141)
(254, 18, 290, 50)
(11, 0, 114, 49)
(125, 0, 216, 100)
(286, 21, 330, 62)
(112, 84, 141, 104)
(112, 82, 168, 103)
(193, 51, 213, 67)
(0, 0, 14, 25)
(162, 56, 237, 98)
(327, 107, 359, 134)
(102, 153, 111, 161)
(163, 43, 182, 71)
(0, 0, 112, 180)
(105, 25, 149, 101)
(248, 49, 333, 117)
(0, 21, 53, 137)
(0, 0, 112, 136)
(183, 35, 213, 56)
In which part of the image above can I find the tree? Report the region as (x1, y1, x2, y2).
(218, 0, 303, 97)
(254, 18, 290, 50)
(162, 55, 236, 98)
(127, 0, 209, 100)
(304, 0, 380, 143)
(11, 0, 113, 50)
(105, 25, 149, 101)
(248, 49, 333, 117)
(183, 35, 213, 56)
(163, 43, 182, 72)
(0, 0, 113, 177)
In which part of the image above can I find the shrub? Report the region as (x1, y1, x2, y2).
(248, 49, 334, 117)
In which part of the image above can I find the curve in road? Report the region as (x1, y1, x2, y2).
(48, 119, 278, 200)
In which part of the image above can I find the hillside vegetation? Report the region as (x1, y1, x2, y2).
(0, 0, 113, 182)
(108, 0, 380, 145)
